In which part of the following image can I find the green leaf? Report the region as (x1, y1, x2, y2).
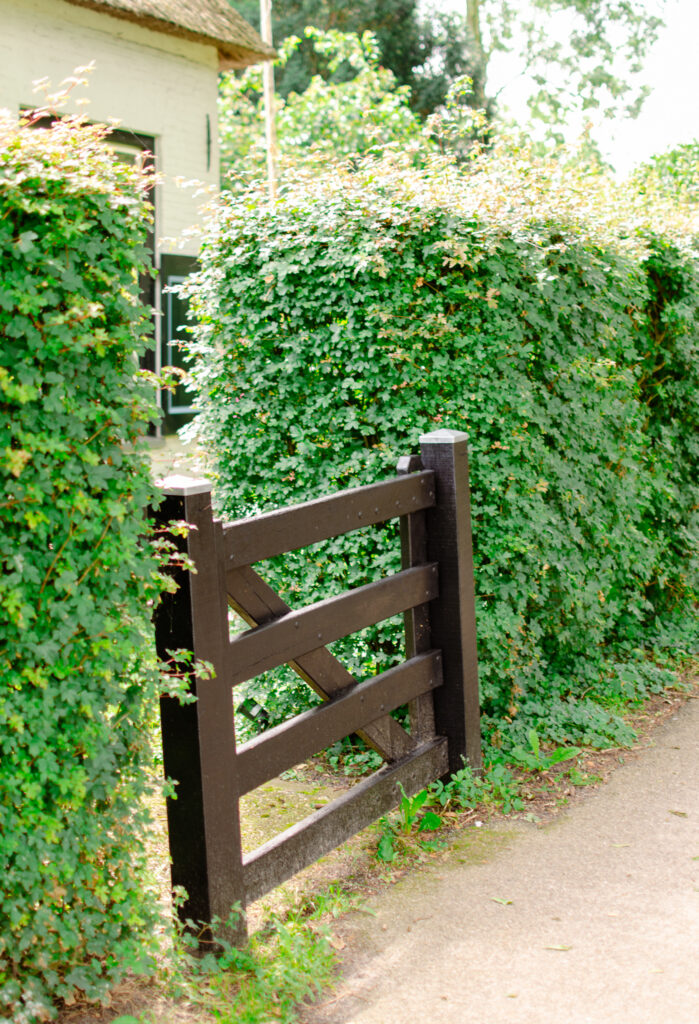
(548, 746, 582, 766)
(417, 811, 442, 833)
(0, 108, 162, 1016)
(17, 230, 38, 253)
(376, 833, 397, 863)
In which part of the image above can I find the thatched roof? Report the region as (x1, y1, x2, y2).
(63, 0, 276, 69)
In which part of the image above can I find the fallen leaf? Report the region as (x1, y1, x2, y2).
(490, 897, 513, 905)
(669, 810, 688, 818)
(545, 944, 572, 951)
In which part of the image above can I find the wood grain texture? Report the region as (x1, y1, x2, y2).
(155, 488, 246, 946)
(223, 471, 435, 569)
(398, 453, 437, 744)
(243, 737, 449, 903)
(228, 563, 439, 686)
(226, 565, 417, 762)
(420, 431, 482, 773)
(236, 650, 443, 794)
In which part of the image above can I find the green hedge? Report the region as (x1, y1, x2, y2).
(183, 152, 699, 750)
(0, 113, 163, 1021)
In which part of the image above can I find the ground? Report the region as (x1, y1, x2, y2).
(54, 677, 697, 1024)
(304, 687, 699, 1024)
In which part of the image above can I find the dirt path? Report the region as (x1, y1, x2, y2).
(306, 695, 699, 1024)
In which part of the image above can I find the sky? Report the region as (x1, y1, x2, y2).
(435, 0, 699, 175)
(596, 0, 699, 173)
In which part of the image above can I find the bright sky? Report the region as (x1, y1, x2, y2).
(434, 0, 699, 175)
(597, 0, 699, 173)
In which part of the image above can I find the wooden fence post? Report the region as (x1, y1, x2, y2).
(418, 430, 482, 774)
(397, 453, 437, 745)
(153, 476, 246, 947)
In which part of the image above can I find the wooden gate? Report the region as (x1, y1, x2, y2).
(154, 429, 481, 945)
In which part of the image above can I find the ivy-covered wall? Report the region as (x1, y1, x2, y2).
(0, 112, 163, 1022)
(183, 153, 699, 751)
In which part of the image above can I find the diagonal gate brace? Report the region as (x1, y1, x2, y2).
(226, 564, 417, 763)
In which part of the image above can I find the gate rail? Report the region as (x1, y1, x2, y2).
(154, 429, 481, 945)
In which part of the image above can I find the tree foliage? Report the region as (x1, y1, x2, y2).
(219, 29, 424, 187)
(464, 0, 666, 125)
(231, 0, 665, 130)
(182, 148, 699, 751)
(233, 0, 477, 116)
(0, 110, 165, 1021)
(634, 140, 699, 204)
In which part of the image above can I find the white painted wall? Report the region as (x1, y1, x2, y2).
(0, 0, 221, 257)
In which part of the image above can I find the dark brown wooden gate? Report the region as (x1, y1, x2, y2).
(154, 429, 481, 946)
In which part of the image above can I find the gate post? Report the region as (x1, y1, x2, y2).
(397, 453, 436, 745)
(153, 477, 246, 947)
(419, 430, 482, 774)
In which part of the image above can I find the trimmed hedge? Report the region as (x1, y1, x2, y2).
(0, 112, 163, 1021)
(183, 152, 699, 751)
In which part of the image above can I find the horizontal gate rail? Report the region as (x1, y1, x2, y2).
(155, 428, 481, 949)
(229, 562, 439, 686)
(227, 564, 416, 763)
(223, 469, 436, 568)
(243, 737, 449, 904)
(236, 650, 443, 795)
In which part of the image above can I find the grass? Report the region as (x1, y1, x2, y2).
(168, 914, 337, 1024)
(83, 906, 338, 1024)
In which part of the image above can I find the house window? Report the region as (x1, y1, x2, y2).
(105, 129, 157, 372)
(160, 254, 198, 434)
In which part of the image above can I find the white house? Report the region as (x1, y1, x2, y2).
(0, 0, 273, 430)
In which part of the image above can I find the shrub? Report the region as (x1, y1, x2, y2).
(634, 140, 699, 204)
(182, 146, 699, 751)
(0, 110, 163, 1021)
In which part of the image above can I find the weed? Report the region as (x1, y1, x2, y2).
(208, 917, 336, 1024)
(295, 882, 364, 921)
(162, 904, 337, 1024)
(508, 730, 581, 772)
(322, 736, 383, 776)
(567, 766, 602, 787)
(374, 759, 530, 863)
(372, 736, 593, 865)
(376, 826, 398, 864)
(431, 762, 524, 815)
(395, 784, 442, 834)
(484, 764, 526, 813)
(419, 837, 448, 853)
(375, 784, 443, 862)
